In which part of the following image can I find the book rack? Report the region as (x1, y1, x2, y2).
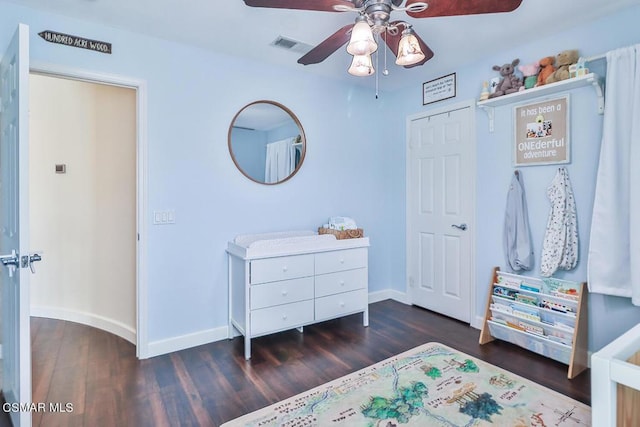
(479, 267, 588, 379)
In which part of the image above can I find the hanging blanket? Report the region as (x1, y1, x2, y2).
(503, 170, 534, 272)
(540, 168, 578, 277)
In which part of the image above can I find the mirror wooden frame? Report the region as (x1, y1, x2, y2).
(228, 100, 306, 185)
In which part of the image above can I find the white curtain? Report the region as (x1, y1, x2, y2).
(265, 137, 297, 184)
(588, 45, 640, 305)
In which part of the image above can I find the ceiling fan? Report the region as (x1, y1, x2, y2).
(243, 0, 523, 76)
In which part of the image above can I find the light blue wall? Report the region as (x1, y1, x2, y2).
(2, 0, 639, 353)
(0, 1, 402, 345)
(388, 4, 640, 351)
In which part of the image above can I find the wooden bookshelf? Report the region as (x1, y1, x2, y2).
(479, 267, 588, 379)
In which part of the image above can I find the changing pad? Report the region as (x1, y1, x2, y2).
(227, 230, 368, 259)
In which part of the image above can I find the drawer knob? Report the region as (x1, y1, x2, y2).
(339, 302, 345, 307)
(282, 290, 288, 296)
(282, 266, 288, 272)
(340, 258, 345, 264)
(282, 314, 288, 320)
(340, 280, 345, 286)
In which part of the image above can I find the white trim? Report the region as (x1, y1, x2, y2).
(471, 315, 485, 330)
(405, 99, 478, 327)
(31, 306, 136, 344)
(369, 289, 410, 305)
(146, 327, 229, 358)
(29, 62, 149, 358)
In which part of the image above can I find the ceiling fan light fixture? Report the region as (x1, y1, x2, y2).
(348, 53, 375, 77)
(395, 26, 425, 66)
(346, 16, 378, 56)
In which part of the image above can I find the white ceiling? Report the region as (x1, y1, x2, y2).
(6, 0, 640, 90)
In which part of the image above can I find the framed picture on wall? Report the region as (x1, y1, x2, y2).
(513, 95, 570, 166)
(423, 73, 456, 105)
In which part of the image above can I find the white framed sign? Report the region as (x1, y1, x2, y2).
(423, 73, 456, 105)
(513, 96, 570, 166)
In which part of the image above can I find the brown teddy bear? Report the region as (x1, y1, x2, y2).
(536, 56, 555, 87)
(545, 49, 579, 84)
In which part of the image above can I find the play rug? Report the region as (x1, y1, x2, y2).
(222, 342, 591, 426)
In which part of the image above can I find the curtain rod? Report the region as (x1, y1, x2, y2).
(583, 53, 607, 62)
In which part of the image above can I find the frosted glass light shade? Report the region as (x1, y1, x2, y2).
(348, 54, 375, 76)
(395, 28, 425, 66)
(346, 19, 377, 56)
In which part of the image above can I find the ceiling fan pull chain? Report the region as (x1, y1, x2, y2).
(383, 30, 389, 76)
(375, 39, 379, 99)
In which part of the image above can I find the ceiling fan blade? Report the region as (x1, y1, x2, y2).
(298, 24, 353, 65)
(243, 0, 355, 12)
(384, 22, 434, 68)
(406, 0, 523, 18)
(382, 26, 402, 57)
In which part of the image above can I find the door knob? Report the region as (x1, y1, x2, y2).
(451, 223, 468, 231)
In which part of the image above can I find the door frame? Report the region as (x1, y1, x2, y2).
(30, 62, 149, 358)
(405, 99, 478, 326)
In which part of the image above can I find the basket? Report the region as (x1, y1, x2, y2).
(318, 227, 364, 240)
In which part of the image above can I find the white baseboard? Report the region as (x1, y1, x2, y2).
(146, 326, 229, 358)
(31, 306, 136, 345)
(471, 315, 484, 330)
(369, 289, 410, 305)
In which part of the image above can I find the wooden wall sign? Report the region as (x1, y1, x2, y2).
(38, 30, 112, 54)
(513, 96, 570, 166)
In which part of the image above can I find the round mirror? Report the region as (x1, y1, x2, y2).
(228, 100, 306, 185)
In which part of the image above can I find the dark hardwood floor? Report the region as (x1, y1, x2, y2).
(22, 299, 590, 426)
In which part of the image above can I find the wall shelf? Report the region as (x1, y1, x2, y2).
(477, 73, 603, 131)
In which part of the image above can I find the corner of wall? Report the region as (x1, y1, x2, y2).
(145, 326, 229, 358)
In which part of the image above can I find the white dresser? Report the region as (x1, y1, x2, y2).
(227, 231, 369, 359)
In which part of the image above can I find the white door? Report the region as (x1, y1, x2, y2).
(0, 24, 32, 427)
(407, 105, 474, 323)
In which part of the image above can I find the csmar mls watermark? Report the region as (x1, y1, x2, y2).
(3, 402, 73, 413)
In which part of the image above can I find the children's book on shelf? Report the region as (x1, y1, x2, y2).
(480, 267, 588, 380)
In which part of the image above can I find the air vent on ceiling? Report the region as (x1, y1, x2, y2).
(270, 36, 313, 54)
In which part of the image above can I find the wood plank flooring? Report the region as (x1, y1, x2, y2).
(22, 299, 590, 426)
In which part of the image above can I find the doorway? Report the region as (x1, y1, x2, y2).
(406, 101, 476, 323)
(28, 71, 144, 350)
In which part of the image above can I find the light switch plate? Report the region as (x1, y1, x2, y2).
(153, 210, 176, 225)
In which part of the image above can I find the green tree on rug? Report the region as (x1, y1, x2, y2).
(457, 359, 479, 373)
(459, 392, 503, 421)
(446, 358, 479, 373)
(361, 382, 429, 424)
(422, 366, 442, 380)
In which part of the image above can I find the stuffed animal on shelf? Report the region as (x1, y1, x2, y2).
(489, 58, 523, 98)
(545, 49, 580, 84)
(536, 56, 555, 87)
(518, 61, 540, 90)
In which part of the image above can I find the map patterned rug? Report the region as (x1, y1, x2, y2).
(222, 342, 590, 426)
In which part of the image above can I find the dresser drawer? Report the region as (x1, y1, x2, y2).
(250, 254, 314, 284)
(315, 289, 368, 321)
(250, 277, 314, 310)
(315, 248, 367, 275)
(315, 268, 367, 298)
(251, 300, 314, 336)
